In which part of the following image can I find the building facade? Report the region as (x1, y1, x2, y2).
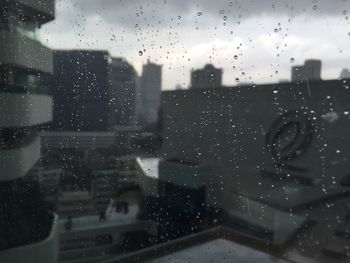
(0, 1, 58, 262)
(139, 61, 162, 125)
(190, 64, 222, 89)
(110, 58, 138, 126)
(291, 59, 321, 82)
(48, 50, 113, 131)
(162, 79, 350, 214)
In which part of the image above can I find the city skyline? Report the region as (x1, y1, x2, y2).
(41, 0, 350, 90)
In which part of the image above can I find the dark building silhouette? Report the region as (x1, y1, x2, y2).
(110, 58, 138, 126)
(139, 61, 162, 125)
(190, 64, 222, 89)
(291, 59, 321, 82)
(48, 50, 113, 131)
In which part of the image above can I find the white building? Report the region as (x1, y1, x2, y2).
(0, 1, 58, 262)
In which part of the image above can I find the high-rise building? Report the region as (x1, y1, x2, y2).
(139, 61, 162, 125)
(48, 50, 113, 131)
(291, 59, 321, 82)
(0, 1, 58, 262)
(110, 58, 138, 125)
(340, 68, 350, 79)
(190, 64, 223, 89)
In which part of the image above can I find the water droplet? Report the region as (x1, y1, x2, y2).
(290, 57, 295, 63)
(178, 15, 181, 19)
(344, 111, 349, 115)
(197, 11, 203, 16)
(313, 5, 318, 10)
(274, 28, 278, 33)
(336, 150, 341, 154)
(234, 55, 238, 59)
(230, 30, 233, 34)
(138, 50, 143, 56)
(273, 89, 278, 94)
(235, 78, 240, 83)
(343, 10, 348, 15)
(223, 16, 227, 21)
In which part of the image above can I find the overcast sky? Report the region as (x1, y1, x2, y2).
(41, 0, 350, 90)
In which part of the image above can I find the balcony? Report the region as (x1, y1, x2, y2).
(0, 214, 58, 263)
(0, 135, 40, 181)
(0, 31, 53, 73)
(13, 0, 55, 24)
(0, 93, 52, 128)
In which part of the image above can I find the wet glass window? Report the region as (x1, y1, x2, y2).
(1, 1, 350, 263)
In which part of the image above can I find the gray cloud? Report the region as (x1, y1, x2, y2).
(70, 0, 348, 29)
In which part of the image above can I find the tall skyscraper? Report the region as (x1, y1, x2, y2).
(291, 59, 322, 82)
(0, 1, 58, 262)
(139, 61, 162, 125)
(190, 64, 223, 89)
(48, 50, 113, 131)
(110, 58, 138, 125)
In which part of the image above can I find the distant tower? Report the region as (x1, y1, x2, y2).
(139, 61, 162, 125)
(191, 64, 223, 89)
(340, 68, 350, 79)
(110, 58, 138, 125)
(291, 59, 321, 82)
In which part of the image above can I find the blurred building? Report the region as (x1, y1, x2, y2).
(340, 68, 350, 79)
(28, 165, 63, 211)
(58, 206, 156, 263)
(0, 1, 58, 262)
(47, 50, 113, 131)
(93, 170, 118, 217)
(190, 64, 222, 89)
(110, 58, 138, 125)
(291, 59, 321, 82)
(58, 191, 95, 218)
(139, 61, 162, 125)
